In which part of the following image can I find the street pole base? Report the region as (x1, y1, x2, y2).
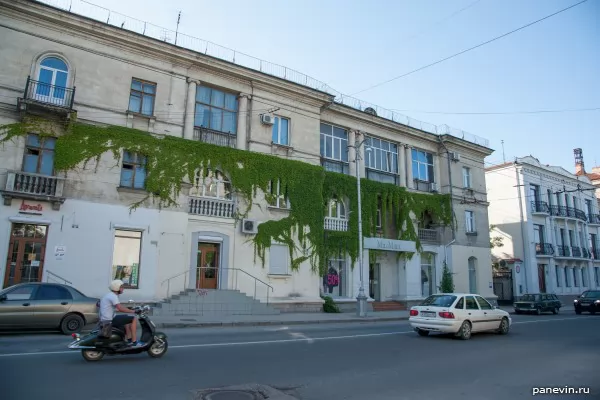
(356, 294, 368, 317)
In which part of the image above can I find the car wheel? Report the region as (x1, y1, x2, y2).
(457, 321, 472, 340)
(575, 308, 582, 315)
(417, 329, 429, 337)
(552, 307, 559, 315)
(497, 317, 510, 335)
(535, 307, 542, 315)
(60, 313, 85, 335)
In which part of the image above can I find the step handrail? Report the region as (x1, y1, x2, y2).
(46, 270, 73, 285)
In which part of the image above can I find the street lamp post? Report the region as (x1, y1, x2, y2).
(352, 131, 370, 317)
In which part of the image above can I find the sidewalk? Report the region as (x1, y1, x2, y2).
(152, 310, 410, 329)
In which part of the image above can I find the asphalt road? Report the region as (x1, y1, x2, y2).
(1, 313, 599, 400)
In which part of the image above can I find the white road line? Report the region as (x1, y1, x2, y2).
(0, 316, 593, 358)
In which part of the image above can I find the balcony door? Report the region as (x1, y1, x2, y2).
(35, 57, 69, 106)
(3, 224, 48, 288)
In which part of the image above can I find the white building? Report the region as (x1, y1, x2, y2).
(0, 0, 496, 312)
(486, 155, 600, 303)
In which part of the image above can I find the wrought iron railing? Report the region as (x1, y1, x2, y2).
(23, 76, 75, 109)
(556, 245, 571, 257)
(535, 243, 554, 256)
(592, 248, 600, 260)
(324, 217, 348, 231)
(588, 214, 600, 225)
(581, 248, 591, 259)
(193, 127, 236, 148)
(188, 196, 235, 218)
(571, 246, 582, 258)
(418, 228, 440, 243)
(4, 170, 65, 197)
(549, 205, 588, 221)
(531, 201, 550, 214)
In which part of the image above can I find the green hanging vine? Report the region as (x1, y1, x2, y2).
(0, 119, 452, 275)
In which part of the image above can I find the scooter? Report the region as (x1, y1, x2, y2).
(68, 304, 168, 362)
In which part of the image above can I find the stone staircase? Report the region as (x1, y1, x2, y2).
(152, 289, 281, 317)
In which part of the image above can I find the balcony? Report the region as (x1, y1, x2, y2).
(592, 248, 600, 261)
(581, 248, 591, 259)
(549, 205, 588, 222)
(556, 245, 571, 258)
(413, 179, 437, 193)
(588, 214, 600, 225)
(531, 201, 550, 215)
(193, 127, 236, 148)
(535, 243, 554, 256)
(324, 217, 348, 231)
(418, 228, 441, 244)
(188, 196, 235, 218)
(17, 76, 76, 118)
(1, 170, 65, 210)
(571, 246, 582, 258)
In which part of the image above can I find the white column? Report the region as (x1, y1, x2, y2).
(405, 146, 414, 189)
(405, 254, 422, 299)
(398, 146, 406, 187)
(183, 79, 199, 140)
(236, 94, 249, 150)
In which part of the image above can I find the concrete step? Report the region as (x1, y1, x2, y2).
(152, 307, 281, 317)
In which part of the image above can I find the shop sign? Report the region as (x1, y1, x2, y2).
(19, 200, 43, 214)
(363, 237, 416, 252)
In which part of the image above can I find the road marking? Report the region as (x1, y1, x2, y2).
(0, 316, 593, 358)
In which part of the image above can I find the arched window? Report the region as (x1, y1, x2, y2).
(327, 197, 346, 219)
(468, 257, 478, 293)
(35, 56, 70, 105)
(189, 168, 232, 200)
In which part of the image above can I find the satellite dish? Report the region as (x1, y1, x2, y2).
(499, 259, 507, 267)
(364, 107, 377, 116)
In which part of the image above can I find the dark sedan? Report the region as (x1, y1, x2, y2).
(574, 290, 600, 315)
(513, 293, 562, 315)
(0, 282, 99, 334)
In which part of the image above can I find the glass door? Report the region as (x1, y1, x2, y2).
(3, 224, 48, 288)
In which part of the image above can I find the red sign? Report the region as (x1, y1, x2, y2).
(19, 200, 43, 212)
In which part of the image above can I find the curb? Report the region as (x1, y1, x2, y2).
(155, 316, 410, 329)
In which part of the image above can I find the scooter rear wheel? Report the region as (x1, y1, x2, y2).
(147, 340, 168, 358)
(81, 349, 105, 362)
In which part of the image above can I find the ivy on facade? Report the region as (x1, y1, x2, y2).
(1, 119, 452, 275)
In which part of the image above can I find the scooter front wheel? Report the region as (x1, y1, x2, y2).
(81, 349, 105, 362)
(147, 340, 168, 358)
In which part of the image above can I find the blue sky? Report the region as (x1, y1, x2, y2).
(62, 0, 598, 172)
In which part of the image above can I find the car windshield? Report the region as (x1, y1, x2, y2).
(580, 291, 600, 298)
(520, 294, 538, 301)
(421, 295, 457, 307)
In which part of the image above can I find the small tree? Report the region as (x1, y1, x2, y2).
(489, 224, 504, 249)
(440, 262, 455, 293)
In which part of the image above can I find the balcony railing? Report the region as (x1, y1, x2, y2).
(418, 228, 440, 243)
(4, 170, 65, 198)
(581, 248, 591, 259)
(556, 245, 571, 257)
(535, 243, 554, 256)
(23, 76, 75, 109)
(571, 246, 582, 258)
(324, 217, 348, 231)
(188, 196, 235, 218)
(592, 248, 600, 260)
(588, 214, 600, 225)
(549, 205, 588, 221)
(193, 127, 236, 148)
(531, 201, 550, 214)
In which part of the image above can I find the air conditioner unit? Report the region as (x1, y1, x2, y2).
(241, 219, 259, 234)
(450, 152, 460, 162)
(260, 114, 275, 125)
(430, 182, 439, 192)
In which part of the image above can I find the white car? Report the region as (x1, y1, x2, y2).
(408, 293, 512, 340)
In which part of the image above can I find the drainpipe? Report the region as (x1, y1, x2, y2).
(438, 135, 456, 242)
(515, 160, 529, 293)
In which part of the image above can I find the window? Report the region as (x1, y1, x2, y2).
(195, 85, 238, 134)
(533, 225, 545, 246)
(322, 255, 348, 298)
(35, 56, 69, 105)
(582, 267, 587, 287)
(530, 184, 540, 203)
(595, 267, 599, 287)
(573, 268, 578, 287)
(462, 167, 471, 188)
(120, 151, 147, 189)
(272, 116, 289, 146)
(36, 285, 72, 300)
(267, 179, 290, 209)
(365, 136, 398, 184)
(421, 253, 436, 297)
(421, 294, 457, 307)
(585, 199, 593, 216)
(411, 148, 434, 182)
(269, 244, 289, 275)
(468, 257, 477, 293)
(1, 284, 37, 300)
(465, 296, 479, 310)
(564, 267, 570, 287)
(465, 211, 476, 233)
(128, 78, 156, 116)
(189, 168, 232, 199)
(455, 297, 464, 309)
(555, 266, 561, 287)
(327, 198, 346, 219)
(475, 296, 493, 310)
(320, 123, 349, 174)
(111, 230, 142, 289)
(22, 134, 56, 176)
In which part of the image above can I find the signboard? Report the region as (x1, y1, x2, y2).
(19, 200, 43, 215)
(363, 237, 416, 253)
(55, 245, 66, 260)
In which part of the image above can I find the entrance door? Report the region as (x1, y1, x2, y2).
(3, 224, 48, 288)
(196, 242, 220, 289)
(369, 263, 380, 300)
(538, 264, 546, 293)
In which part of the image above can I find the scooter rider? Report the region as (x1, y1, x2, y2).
(99, 279, 144, 347)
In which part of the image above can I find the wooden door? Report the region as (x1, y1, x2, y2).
(3, 224, 48, 288)
(196, 243, 220, 289)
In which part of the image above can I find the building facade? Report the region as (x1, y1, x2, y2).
(486, 156, 600, 304)
(0, 0, 495, 310)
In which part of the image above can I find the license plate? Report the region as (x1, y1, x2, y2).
(421, 311, 436, 318)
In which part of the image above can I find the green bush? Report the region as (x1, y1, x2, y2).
(322, 296, 340, 313)
(440, 262, 455, 293)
